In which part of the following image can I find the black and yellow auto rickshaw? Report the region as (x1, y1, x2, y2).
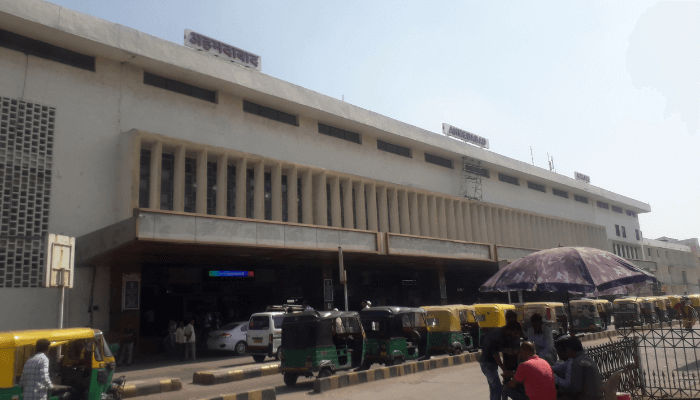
(278, 311, 365, 386)
(473, 303, 516, 348)
(591, 299, 613, 329)
(359, 307, 431, 367)
(422, 306, 471, 355)
(640, 298, 659, 325)
(652, 296, 670, 323)
(448, 304, 480, 351)
(677, 296, 699, 330)
(613, 298, 644, 329)
(569, 299, 604, 333)
(0, 328, 124, 400)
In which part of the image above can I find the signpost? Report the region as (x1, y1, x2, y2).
(122, 273, 141, 311)
(45, 234, 75, 329)
(339, 247, 348, 311)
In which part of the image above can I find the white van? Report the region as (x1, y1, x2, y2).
(246, 311, 286, 362)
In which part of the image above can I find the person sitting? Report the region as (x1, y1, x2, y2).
(551, 336, 573, 393)
(557, 336, 604, 400)
(526, 313, 557, 365)
(503, 341, 557, 400)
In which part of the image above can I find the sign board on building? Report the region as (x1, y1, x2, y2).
(45, 234, 75, 288)
(442, 123, 489, 149)
(122, 273, 141, 311)
(184, 30, 261, 71)
(574, 172, 590, 183)
(324, 279, 333, 301)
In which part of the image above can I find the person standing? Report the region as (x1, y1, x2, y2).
(504, 341, 557, 400)
(118, 322, 136, 366)
(175, 321, 186, 362)
(184, 320, 196, 362)
(20, 339, 53, 400)
(479, 320, 523, 400)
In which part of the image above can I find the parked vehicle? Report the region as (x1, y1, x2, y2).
(279, 311, 365, 386)
(689, 294, 700, 317)
(0, 328, 122, 400)
(448, 304, 480, 351)
(359, 306, 432, 367)
(640, 298, 660, 325)
(473, 303, 516, 348)
(206, 321, 249, 355)
(653, 296, 671, 323)
(667, 295, 682, 320)
(569, 299, 604, 333)
(590, 299, 613, 329)
(422, 306, 472, 354)
(521, 302, 561, 334)
(613, 298, 643, 328)
(678, 296, 699, 330)
(246, 311, 287, 362)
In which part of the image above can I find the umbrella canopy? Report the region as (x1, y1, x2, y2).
(480, 247, 657, 294)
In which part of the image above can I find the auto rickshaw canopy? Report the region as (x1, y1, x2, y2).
(445, 304, 478, 324)
(688, 294, 700, 307)
(473, 304, 515, 328)
(422, 307, 461, 332)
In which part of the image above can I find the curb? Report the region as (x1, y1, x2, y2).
(313, 352, 479, 393)
(194, 364, 280, 385)
(197, 387, 276, 400)
(122, 378, 182, 398)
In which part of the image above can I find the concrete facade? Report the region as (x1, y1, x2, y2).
(0, 0, 658, 332)
(641, 237, 700, 295)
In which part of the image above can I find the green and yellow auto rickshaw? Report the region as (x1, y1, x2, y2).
(448, 304, 480, 351)
(278, 311, 365, 386)
(640, 298, 660, 325)
(569, 299, 604, 333)
(359, 307, 431, 367)
(422, 306, 471, 355)
(0, 328, 124, 400)
(591, 299, 613, 329)
(613, 298, 644, 329)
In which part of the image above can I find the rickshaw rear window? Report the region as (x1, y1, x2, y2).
(273, 316, 285, 329)
(282, 324, 316, 349)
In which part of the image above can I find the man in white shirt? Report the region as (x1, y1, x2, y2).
(20, 339, 53, 400)
(525, 313, 557, 365)
(175, 321, 186, 362)
(184, 320, 196, 362)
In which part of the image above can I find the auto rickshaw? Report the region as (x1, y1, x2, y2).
(667, 295, 682, 320)
(359, 307, 431, 367)
(689, 294, 700, 316)
(422, 306, 471, 355)
(613, 298, 644, 329)
(591, 299, 613, 329)
(569, 299, 604, 333)
(473, 303, 516, 347)
(0, 328, 122, 400)
(447, 304, 480, 351)
(512, 303, 527, 324)
(640, 298, 660, 325)
(278, 311, 365, 386)
(677, 296, 699, 330)
(522, 302, 561, 334)
(651, 297, 670, 323)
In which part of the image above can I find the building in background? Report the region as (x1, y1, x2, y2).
(639, 237, 700, 295)
(0, 0, 672, 341)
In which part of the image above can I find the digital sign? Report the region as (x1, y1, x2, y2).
(205, 270, 255, 282)
(209, 270, 254, 277)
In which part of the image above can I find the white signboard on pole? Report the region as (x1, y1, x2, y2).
(45, 234, 75, 288)
(442, 123, 490, 149)
(184, 29, 261, 71)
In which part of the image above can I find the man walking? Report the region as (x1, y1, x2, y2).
(504, 341, 557, 400)
(20, 339, 53, 400)
(479, 320, 523, 400)
(184, 319, 196, 362)
(118, 322, 136, 366)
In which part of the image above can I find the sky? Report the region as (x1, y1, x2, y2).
(49, 0, 700, 241)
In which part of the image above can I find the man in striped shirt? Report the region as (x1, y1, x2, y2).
(20, 339, 53, 400)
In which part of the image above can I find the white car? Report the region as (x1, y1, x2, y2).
(246, 312, 286, 362)
(206, 321, 249, 355)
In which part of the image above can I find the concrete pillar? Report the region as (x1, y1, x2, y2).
(314, 172, 328, 226)
(287, 167, 298, 223)
(173, 146, 186, 212)
(196, 150, 208, 214)
(235, 157, 247, 218)
(478, 205, 489, 244)
(253, 160, 264, 219)
(437, 197, 448, 239)
(366, 183, 378, 231)
(470, 204, 481, 242)
(446, 200, 457, 239)
(511, 211, 521, 247)
(484, 207, 496, 244)
(463, 202, 473, 242)
(388, 187, 400, 234)
(540, 217, 549, 248)
(454, 201, 465, 241)
(215, 154, 227, 216)
(438, 268, 448, 305)
(342, 179, 354, 229)
(354, 181, 366, 230)
(377, 186, 389, 232)
(409, 192, 420, 236)
(148, 141, 162, 209)
(271, 163, 282, 221)
(330, 176, 341, 228)
(399, 190, 412, 234)
(428, 195, 438, 238)
(490, 207, 501, 244)
(419, 194, 430, 237)
(499, 209, 509, 245)
(533, 215, 542, 248)
(302, 169, 313, 225)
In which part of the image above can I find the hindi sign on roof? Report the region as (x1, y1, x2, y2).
(442, 123, 489, 149)
(574, 172, 590, 183)
(184, 29, 261, 71)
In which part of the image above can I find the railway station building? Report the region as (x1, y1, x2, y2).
(2, 0, 690, 341)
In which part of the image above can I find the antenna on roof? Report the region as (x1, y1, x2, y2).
(342, 95, 345, 101)
(530, 147, 534, 166)
(547, 153, 555, 172)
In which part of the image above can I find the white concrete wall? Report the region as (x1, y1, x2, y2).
(65, 266, 111, 332)
(0, 288, 62, 331)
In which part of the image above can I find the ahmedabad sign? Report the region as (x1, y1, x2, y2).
(184, 30, 261, 71)
(574, 172, 590, 183)
(442, 123, 489, 149)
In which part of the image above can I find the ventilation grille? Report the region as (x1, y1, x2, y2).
(0, 97, 55, 288)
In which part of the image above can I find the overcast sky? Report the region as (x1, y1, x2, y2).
(49, 0, 700, 241)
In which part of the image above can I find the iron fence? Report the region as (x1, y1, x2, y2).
(588, 326, 700, 399)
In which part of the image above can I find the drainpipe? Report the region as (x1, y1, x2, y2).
(88, 266, 97, 327)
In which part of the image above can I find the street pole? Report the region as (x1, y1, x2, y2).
(507, 291, 512, 304)
(58, 285, 65, 329)
(339, 247, 348, 311)
(344, 271, 348, 312)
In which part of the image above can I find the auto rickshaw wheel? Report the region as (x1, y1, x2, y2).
(356, 361, 371, 371)
(283, 373, 299, 386)
(317, 368, 332, 379)
(252, 355, 267, 363)
(453, 347, 463, 355)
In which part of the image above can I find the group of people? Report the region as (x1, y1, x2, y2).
(480, 311, 605, 400)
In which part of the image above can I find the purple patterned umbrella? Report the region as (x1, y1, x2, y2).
(480, 247, 657, 294)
